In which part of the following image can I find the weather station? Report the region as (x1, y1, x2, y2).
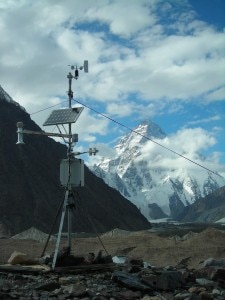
(16, 60, 99, 270)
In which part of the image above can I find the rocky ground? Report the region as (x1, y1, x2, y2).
(0, 224, 225, 299)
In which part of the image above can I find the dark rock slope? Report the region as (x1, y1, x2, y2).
(177, 185, 225, 223)
(0, 93, 150, 236)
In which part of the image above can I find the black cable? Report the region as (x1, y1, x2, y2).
(72, 98, 223, 178)
(0, 98, 68, 132)
(30, 99, 68, 115)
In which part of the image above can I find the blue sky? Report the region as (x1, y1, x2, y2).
(0, 0, 224, 176)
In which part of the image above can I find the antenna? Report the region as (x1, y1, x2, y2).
(16, 60, 99, 270)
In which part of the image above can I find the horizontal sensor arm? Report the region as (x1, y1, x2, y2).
(16, 121, 72, 144)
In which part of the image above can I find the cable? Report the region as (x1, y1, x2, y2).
(0, 98, 69, 131)
(72, 98, 224, 178)
(30, 99, 69, 115)
(74, 190, 110, 256)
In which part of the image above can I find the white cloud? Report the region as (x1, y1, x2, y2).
(204, 86, 225, 102)
(84, 0, 157, 37)
(187, 115, 220, 126)
(85, 142, 117, 166)
(131, 29, 225, 100)
(138, 127, 221, 171)
(1, 0, 224, 108)
(71, 108, 109, 143)
(106, 101, 134, 117)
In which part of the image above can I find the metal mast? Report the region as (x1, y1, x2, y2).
(67, 71, 73, 252)
(51, 62, 89, 269)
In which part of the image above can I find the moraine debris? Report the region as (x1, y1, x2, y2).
(0, 255, 225, 299)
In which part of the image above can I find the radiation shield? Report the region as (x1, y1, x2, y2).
(60, 158, 84, 187)
(16, 122, 24, 144)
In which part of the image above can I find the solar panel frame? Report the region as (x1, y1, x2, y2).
(43, 107, 83, 126)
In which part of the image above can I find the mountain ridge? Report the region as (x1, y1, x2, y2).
(177, 185, 225, 223)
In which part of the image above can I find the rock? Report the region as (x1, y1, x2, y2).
(112, 271, 152, 292)
(174, 292, 191, 299)
(195, 278, 216, 288)
(70, 285, 87, 297)
(57, 294, 68, 300)
(63, 284, 77, 294)
(176, 257, 192, 268)
(118, 289, 142, 299)
(7, 251, 28, 265)
(127, 265, 143, 273)
(195, 265, 225, 288)
(199, 291, 213, 300)
(112, 256, 127, 264)
(94, 250, 113, 264)
(143, 270, 185, 291)
(210, 268, 225, 284)
(58, 276, 72, 284)
(158, 270, 185, 291)
(201, 258, 225, 268)
(188, 286, 206, 294)
(127, 257, 144, 267)
(35, 281, 61, 291)
(187, 295, 201, 300)
(212, 288, 221, 296)
(141, 296, 166, 300)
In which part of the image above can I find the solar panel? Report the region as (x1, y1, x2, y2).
(43, 107, 83, 126)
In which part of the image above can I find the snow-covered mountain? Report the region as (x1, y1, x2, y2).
(92, 121, 225, 221)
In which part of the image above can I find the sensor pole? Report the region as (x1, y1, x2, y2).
(52, 61, 90, 268)
(67, 71, 73, 253)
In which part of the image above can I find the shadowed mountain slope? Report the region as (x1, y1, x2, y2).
(177, 185, 225, 223)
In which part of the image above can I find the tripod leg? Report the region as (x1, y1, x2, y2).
(68, 206, 72, 254)
(67, 192, 75, 254)
(52, 190, 69, 270)
(41, 196, 65, 258)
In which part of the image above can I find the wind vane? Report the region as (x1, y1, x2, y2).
(16, 60, 99, 270)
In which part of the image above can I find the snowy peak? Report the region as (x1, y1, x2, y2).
(140, 120, 166, 139)
(115, 120, 166, 155)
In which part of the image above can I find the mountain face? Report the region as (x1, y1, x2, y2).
(92, 121, 225, 221)
(0, 85, 150, 237)
(177, 185, 225, 223)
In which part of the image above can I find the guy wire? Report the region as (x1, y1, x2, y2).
(73, 190, 110, 256)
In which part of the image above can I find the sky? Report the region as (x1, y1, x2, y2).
(0, 0, 225, 177)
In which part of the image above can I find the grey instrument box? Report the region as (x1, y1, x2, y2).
(60, 158, 84, 187)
